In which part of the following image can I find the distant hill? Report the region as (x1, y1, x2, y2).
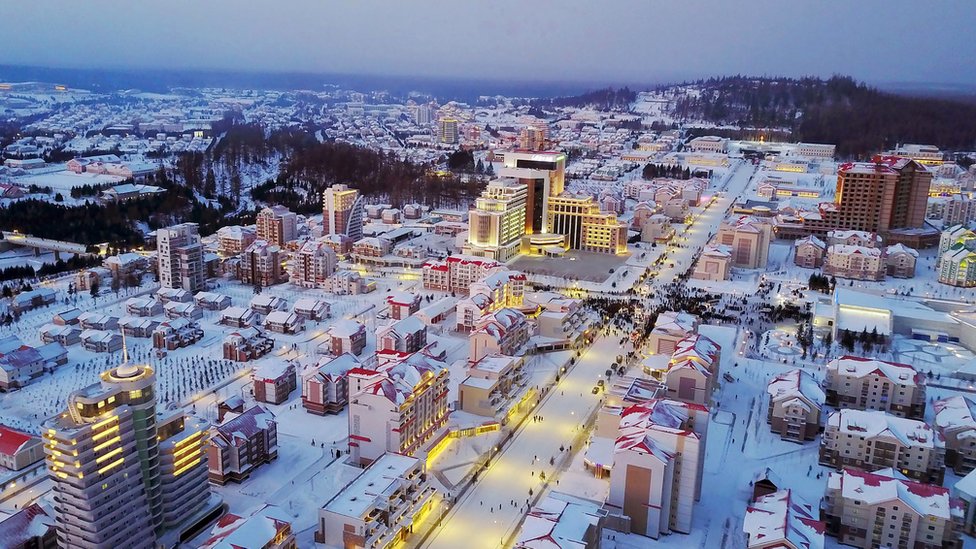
(661, 75, 976, 158)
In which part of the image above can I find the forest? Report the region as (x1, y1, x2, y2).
(666, 75, 976, 157)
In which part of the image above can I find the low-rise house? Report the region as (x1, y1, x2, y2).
(0, 425, 44, 471)
(515, 491, 607, 549)
(220, 307, 258, 328)
(39, 323, 81, 346)
(766, 369, 825, 442)
(207, 406, 278, 485)
(743, 489, 824, 549)
(152, 318, 204, 350)
(163, 300, 203, 320)
(326, 271, 375, 295)
(118, 316, 159, 338)
(11, 288, 56, 313)
(250, 295, 287, 315)
(456, 293, 494, 332)
(79, 329, 123, 353)
(692, 245, 732, 281)
(222, 327, 274, 361)
(252, 362, 298, 405)
(934, 396, 976, 475)
(824, 356, 925, 419)
(77, 312, 118, 331)
(819, 409, 945, 484)
(156, 287, 192, 303)
(52, 308, 83, 326)
(125, 296, 162, 317)
(263, 311, 304, 334)
(199, 504, 296, 549)
(194, 291, 231, 311)
(824, 468, 961, 549)
(293, 298, 330, 321)
(316, 453, 436, 548)
(302, 353, 359, 415)
(414, 297, 456, 326)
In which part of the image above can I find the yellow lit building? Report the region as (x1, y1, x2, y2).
(547, 193, 628, 254)
(464, 178, 527, 261)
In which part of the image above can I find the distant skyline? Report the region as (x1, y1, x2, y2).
(2, 0, 975, 87)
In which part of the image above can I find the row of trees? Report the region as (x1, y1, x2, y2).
(642, 163, 704, 180)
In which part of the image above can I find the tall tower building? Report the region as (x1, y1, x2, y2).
(519, 125, 548, 151)
(438, 118, 459, 145)
(500, 151, 566, 235)
(323, 184, 365, 242)
(464, 178, 528, 261)
(803, 156, 932, 238)
(42, 359, 215, 548)
(157, 223, 204, 292)
(413, 104, 432, 126)
(255, 205, 298, 247)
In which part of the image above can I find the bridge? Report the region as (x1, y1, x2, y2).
(0, 231, 104, 260)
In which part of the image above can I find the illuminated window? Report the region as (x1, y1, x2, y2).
(97, 400, 105, 408)
(129, 389, 142, 399)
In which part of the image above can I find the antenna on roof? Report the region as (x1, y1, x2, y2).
(121, 329, 129, 364)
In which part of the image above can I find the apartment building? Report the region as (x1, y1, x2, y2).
(222, 327, 274, 361)
(765, 369, 825, 442)
(252, 362, 297, 405)
(824, 468, 961, 549)
(302, 353, 359, 415)
(347, 352, 450, 465)
(659, 333, 720, 407)
(377, 316, 428, 354)
(255, 205, 298, 247)
(200, 505, 296, 549)
(794, 235, 827, 268)
(207, 406, 278, 485)
(157, 223, 204, 293)
(717, 216, 772, 269)
(215, 225, 256, 257)
(421, 255, 500, 294)
(546, 192, 629, 254)
(458, 354, 525, 417)
(152, 318, 204, 350)
(386, 291, 422, 320)
(516, 491, 607, 549)
(468, 269, 526, 310)
(823, 245, 886, 281)
(607, 399, 709, 539)
(824, 356, 925, 419)
(240, 240, 284, 287)
(692, 245, 732, 281)
(819, 409, 945, 484)
(317, 453, 436, 548)
(42, 362, 215, 547)
(934, 396, 976, 475)
(290, 239, 338, 288)
(455, 293, 494, 332)
(469, 308, 530, 362)
(326, 319, 367, 356)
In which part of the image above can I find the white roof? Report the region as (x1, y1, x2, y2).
(934, 395, 976, 432)
(766, 368, 825, 406)
(743, 489, 824, 549)
(323, 453, 420, 518)
(517, 492, 606, 549)
(827, 356, 920, 386)
(828, 468, 951, 520)
(827, 409, 941, 449)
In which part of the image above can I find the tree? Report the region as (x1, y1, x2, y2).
(54, 193, 64, 202)
(89, 279, 100, 300)
(840, 329, 855, 352)
(111, 276, 121, 295)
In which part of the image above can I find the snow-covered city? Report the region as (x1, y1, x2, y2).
(2, 3, 976, 549)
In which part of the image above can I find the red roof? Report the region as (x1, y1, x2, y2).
(0, 425, 34, 456)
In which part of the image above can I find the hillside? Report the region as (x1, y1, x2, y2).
(659, 75, 976, 157)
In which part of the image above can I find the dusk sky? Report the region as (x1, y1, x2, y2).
(3, 0, 975, 85)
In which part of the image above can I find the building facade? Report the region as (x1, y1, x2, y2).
(157, 223, 204, 292)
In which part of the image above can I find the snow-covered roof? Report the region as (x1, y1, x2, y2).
(829, 468, 951, 520)
(826, 409, 941, 449)
(213, 406, 275, 446)
(615, 399, 706, 457)
(651, 311, 697, 337)
(516, 491, 606, 549)
(323, 452, 420, 518)
(200, 504, 291, 549)
(934, 396, 976, 434)
(329, 319, 365, 338)
(885, 243, 919, 257)
(827, 244, 882, 257)
(827, 356, 921, 386)
(766, 368, 825, 406)
(743, 489, 824, 549)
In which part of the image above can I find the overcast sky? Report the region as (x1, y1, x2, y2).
(2, 0, 974, 85)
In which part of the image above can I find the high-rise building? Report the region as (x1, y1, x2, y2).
(801, 156, 933, 240)
(323, 184, 365, 242)
(463, 178, 527, 261)
(255, 205, 298, 247)
(500, 151, 566, 235)
(412, 104, 432, 126)
(438, 118, 459, 144)
(157, 223, 204, 292)
(42, 360, 215, 548)
(519, 125, 548, 151)
(547, 193, 629, 254)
